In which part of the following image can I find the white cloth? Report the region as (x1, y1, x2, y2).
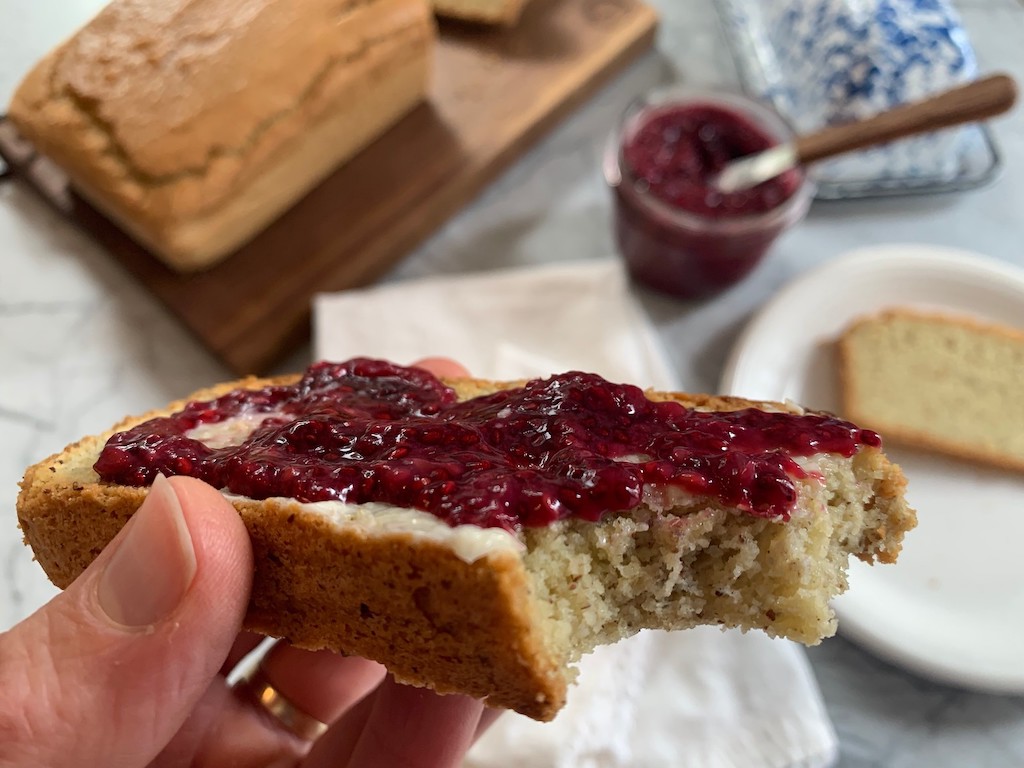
(314, 261, 677, 389)
(313, 260, 839, 768)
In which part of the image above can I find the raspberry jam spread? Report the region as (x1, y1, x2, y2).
(609, 99, 808, 300)
(622, 105, 801, 219)
(93, 359, 880, 531)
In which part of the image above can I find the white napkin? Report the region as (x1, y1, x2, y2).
(313, 260, 839, 768)
(315, 261, 677, 388)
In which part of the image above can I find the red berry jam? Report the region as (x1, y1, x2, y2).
(94, 359, 880, 532)
(623, 105, 800, 218)
(608, 95, 809, 300)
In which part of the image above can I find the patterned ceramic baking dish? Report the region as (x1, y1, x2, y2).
(714, 0, 1002, 198)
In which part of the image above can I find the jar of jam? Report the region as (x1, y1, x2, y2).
(604, 88, 813, 300)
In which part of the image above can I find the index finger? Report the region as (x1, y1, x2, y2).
(303, 676, 486, 768)
(411, 358, 470, 379)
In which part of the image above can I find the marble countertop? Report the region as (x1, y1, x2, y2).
(2, 1, 1023, 765)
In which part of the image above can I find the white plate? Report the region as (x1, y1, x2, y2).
(720, 243, 1024, 694)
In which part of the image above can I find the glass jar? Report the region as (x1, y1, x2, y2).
(604, 87, 814, 300)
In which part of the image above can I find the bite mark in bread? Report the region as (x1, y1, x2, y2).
(17, 368, 915, 720)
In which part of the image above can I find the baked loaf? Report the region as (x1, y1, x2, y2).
(432, 0, 530, 25)
(839, 308, 1024, 471)
(8, 0, 435, 272)
(17, 363, 915, 721)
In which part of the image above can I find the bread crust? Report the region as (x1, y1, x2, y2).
(839, 308, 1024, 473)
(17, 371, 912, 720)
(8, 0, 435, 271)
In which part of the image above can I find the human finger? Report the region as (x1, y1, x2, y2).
(0, 475, 252, 767)
(474, 707, 503, 740)
(160, 677, 307, 768)
(411, 357, 470, 378)
(255, 642, 386, 724)
(303, 676, 485, 768)
(221, 631, 266, 676)
(167, 644, 385, 766)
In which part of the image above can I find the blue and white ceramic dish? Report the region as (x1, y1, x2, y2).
(714, 0, 1002, 199)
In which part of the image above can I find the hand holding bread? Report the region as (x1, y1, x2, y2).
(16, 358, 916, 722)
(1, 358, 507, 768)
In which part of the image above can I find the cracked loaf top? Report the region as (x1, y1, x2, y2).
(8, 0, 433, 231)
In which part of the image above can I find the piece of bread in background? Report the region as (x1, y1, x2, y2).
(8, 0, 435, 272)
(432, 0, 530, 25)
(17, 363, 915, 720)
(839, 308, 1024, 471)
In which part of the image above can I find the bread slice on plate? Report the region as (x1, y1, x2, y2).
(839, 308, 1024, 471)
(17, 359, 915, 720)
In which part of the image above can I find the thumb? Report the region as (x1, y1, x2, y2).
(0, 475, 253, 767)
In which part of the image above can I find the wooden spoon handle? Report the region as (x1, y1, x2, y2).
(795, 73, 1018, 165)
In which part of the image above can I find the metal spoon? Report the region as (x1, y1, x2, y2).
(713, 73, 1018, 194)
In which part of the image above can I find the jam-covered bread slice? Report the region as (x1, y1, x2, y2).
(17, 360, 915, 721)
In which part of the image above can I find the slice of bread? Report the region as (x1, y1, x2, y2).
(839, 308, 1024, 471)
(17, 370, 914, 721)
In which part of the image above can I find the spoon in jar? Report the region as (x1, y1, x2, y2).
(713, 73, 1018, 194)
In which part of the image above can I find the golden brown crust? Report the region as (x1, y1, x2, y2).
(839, 308, 1024, 473)
(242, 500, 564, 717)
(842, 308, 1024, 345)
(17, 373, 567, 715)
(17, 466, 564, 718)
(8, 0, 434, 271)
(15, 372, 566, 717)
(16, 370, 912, 720)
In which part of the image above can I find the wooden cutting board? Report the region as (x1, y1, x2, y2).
(0, 0, 657, 375)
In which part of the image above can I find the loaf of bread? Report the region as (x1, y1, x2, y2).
(839, 308, 1024, 471)
(432, 0, 530, 25)
(17, 360, 915, 720)
(7, 0, 435, 272)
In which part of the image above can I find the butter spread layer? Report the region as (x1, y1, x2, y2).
(225, 496, 524, 564)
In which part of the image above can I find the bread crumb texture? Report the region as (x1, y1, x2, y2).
(16, 374, 914, 720)
(525, 449, 908, 662)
